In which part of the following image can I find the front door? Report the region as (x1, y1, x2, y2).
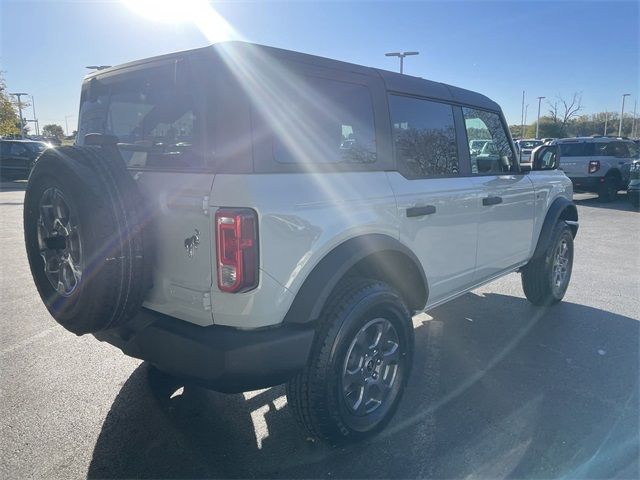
(462, 107, 535, 281)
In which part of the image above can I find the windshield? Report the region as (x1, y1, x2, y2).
(28, 142, 48, 152)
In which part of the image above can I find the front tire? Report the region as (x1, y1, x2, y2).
(522, 222, 574, 306)
(286, 279, 414, 443)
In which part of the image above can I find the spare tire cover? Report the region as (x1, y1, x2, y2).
(23, 146, 152, 335)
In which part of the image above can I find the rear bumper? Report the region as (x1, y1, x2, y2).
(94, 308, 315, 393)
(569, 176, 601, 192)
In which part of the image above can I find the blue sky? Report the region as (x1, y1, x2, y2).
(1, 0, 638, 133)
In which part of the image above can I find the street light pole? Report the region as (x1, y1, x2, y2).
(631, 100, 637, 139)
(31, 95, 39, 136)
(385, 51, 419, 74)
(604, 112, 608, 136)
(535, 96, 545, 139)
(520, 90, 525, 138)
(619, 93, 630, 137)
(524, 104, 529, 135)
(63, 115, 77, 137)
(9, 92, 29, 139)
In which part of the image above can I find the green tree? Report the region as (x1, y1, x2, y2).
(42, 124, 65, 139)
(0, 72, 21, 137)
(526, 117, 567, 139)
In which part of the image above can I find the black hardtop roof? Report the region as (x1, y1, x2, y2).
(84, 41, 500, 112)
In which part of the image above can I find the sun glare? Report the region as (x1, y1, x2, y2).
(122, 0, 238, 43)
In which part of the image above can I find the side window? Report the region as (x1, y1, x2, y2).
(560, 142, 597, 156)
(10, 143, 28, 156)
(260, 77, 376, 165)
(462, 107, 515, 174)
(627, 142, 640, 159)
(389, 95, 459, 178)
(610, 142, 630, 158)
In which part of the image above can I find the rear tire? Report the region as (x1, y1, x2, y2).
(598, 175, 618, 203)
(286, 279, 414, 443)
(522, 222, 574, 306)
(23, 146, 152, 335)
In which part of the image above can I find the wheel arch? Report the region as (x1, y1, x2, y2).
(283, 234, 429, 324)
(531, 196, 578, 261)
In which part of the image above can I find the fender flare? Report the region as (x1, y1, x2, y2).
(283, 234, 428, 324)
(531, 197, 578, 261)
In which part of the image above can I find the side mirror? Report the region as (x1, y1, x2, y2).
(532, 145, 559, 171)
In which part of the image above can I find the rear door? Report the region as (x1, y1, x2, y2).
(385, 95, 479, 305)
(2, 142, 31, 175)
(77, 58, 216, 325)
(461, 107, 535, 281)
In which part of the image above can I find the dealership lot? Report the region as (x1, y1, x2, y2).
(1, 181, 638, 479)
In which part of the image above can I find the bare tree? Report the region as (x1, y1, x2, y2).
(547, 92, 583, 126)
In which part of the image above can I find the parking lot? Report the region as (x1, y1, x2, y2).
(1, 180, 638, 479)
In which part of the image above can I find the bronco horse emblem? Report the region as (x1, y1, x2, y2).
(184, 229, 200, 258)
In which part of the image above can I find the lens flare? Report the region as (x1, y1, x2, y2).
(122, 0, 237, 42)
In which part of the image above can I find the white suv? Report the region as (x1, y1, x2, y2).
(556, 136, 639, 202)
(23, 42, 578, 443)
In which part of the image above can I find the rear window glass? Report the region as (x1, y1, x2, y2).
(78, 63, 205, 170)
(256, 77, 376, 165)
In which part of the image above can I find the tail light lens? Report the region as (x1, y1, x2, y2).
(215, 208, 258, 293)
(588, 160, 600, 174)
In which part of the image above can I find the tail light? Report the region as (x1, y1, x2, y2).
(215, 208, 258, 293)
(588, 160, 600, 174)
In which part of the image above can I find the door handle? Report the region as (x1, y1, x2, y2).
(482, 196, 503, 206)
(406, 205, 436, 217)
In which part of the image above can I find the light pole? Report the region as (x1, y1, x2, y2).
(631, 99, 637, 139)
(523, 104, 529, 136)
(385, 51, 419, 74)
(9, 92, 28, 139)
(520, 90, 525, 138)
(604, 112, 608, 136)
(31, 95, 39, 136)
(64, 115, 75, 136)
(619, 93, 630, 137)
(535, 96, 545, 139)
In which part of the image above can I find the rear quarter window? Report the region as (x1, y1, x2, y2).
(253, 76, 377, 166)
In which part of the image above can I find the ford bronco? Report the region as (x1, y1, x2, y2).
(23, 42, 578, 443)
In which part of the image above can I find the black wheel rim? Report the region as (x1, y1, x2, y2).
(37, 187, 83, 297)
(341, 318, 401, 416)
(551, 235, 571, 296)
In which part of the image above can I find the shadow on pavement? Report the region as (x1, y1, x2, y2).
(573, 192, 638, 212)
(0, 179, 27, 192)
(87, 293, 639, 479)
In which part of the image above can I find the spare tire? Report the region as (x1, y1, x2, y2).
(23, 146, 152, 335)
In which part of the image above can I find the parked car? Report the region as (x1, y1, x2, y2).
(556, 136, 640, 202)
(469, 139, 491, 156)
(627, 160, 640, 208)
(0, 139, 50, 179)
(23, 41, 578, 443)
(515, 138, 544, 165)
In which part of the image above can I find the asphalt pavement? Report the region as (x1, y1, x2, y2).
(1, 180, 638, 479)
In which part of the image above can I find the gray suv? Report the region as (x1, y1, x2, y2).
(556, 136, 640, 202)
